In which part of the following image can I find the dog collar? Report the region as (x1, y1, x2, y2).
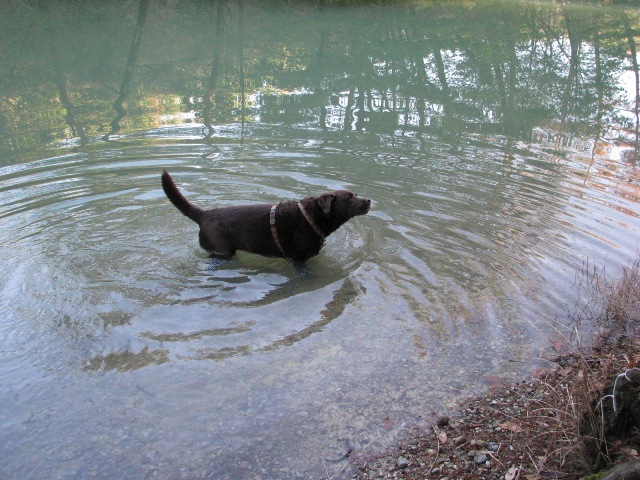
(270, 205, 286, 256)
(297, 202, 325, 238)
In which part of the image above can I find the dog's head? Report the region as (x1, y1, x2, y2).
(317, 190, 371, 224)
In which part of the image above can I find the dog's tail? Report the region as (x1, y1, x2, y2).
(161, 170, 205, 224)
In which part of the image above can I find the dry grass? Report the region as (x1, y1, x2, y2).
(469, 253, 640, 476)
(558, 254, 640, 473)
(572, 256, 640, 347)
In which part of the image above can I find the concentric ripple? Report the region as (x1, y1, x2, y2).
(1, 125, 639, 479)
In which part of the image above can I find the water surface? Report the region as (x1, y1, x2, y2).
(1, 1, 640, 478)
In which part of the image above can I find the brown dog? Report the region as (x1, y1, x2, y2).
(161, 170, 370, 262)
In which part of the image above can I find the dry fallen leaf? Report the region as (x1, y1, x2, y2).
(384, 417, 392, 430)
(437, 430, 448, 444)
(505, 465, 519, 480)
(499, 421, 524, 433)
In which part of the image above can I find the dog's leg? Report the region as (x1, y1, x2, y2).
(292, 261, 313, 277)
(208, 255, 232, 268)
(209, 251, 235, 261)
(199, 231, 236, 259)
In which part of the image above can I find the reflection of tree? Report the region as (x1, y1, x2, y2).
(624, 13, 640, 156)
(203, 0, 226, 139)
(37, 1, 89, 145)
(1, 1, 640, 153)
(591, 33, 605, 168)
(54, 69, 88, 145)
(103, 0, 150, 140)
(238, 0, 246, 137)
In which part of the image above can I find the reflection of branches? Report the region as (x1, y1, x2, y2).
(623, 14, 640, 158)
(560, 8, 581, 127)
(203, 0, 226, 139)
(0, 105, 16, 150)
(589, 34, 604, 178)
(54, 71, 88, 145)
(433, 48, 450, 108)
(344, 86, 355, 130)
(6, 1, 639, 148)
(103, 0, 150, 140)
(355, 84, 366, 131)
(238, 0, 246, 139)
(46, 26, 89, 145)
(313, 26, 330, 131)
(38, 1, 88, 145)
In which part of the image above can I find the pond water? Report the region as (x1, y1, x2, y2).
(1, 1, 640, 478)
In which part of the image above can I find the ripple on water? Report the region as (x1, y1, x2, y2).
(1, 142, 375, 370)
(1, 128, 639, 480)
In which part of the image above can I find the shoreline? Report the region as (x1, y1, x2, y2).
(353, 346, 639, 480)
(353, 257, 640, 480)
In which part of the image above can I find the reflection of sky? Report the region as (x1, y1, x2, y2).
(618, 60, 638, 113)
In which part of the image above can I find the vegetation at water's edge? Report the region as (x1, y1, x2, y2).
(355, 256, 640, 479)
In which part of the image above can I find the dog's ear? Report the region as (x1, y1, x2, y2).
(318, 193, 335, 215)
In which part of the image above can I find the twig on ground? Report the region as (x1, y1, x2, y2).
(426, 423, 441, 475)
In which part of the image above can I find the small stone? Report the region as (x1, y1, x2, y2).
(396, 456, 409, 469)
(474, 453, 488, 464)
(470, 439, 488, 448)
(453, 436, 466, 446)
(437, 416, 450, 427)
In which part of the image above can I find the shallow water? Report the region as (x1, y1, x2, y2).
(1, 1, 640, 478)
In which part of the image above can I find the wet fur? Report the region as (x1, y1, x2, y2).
(161, 170, 371, 262)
